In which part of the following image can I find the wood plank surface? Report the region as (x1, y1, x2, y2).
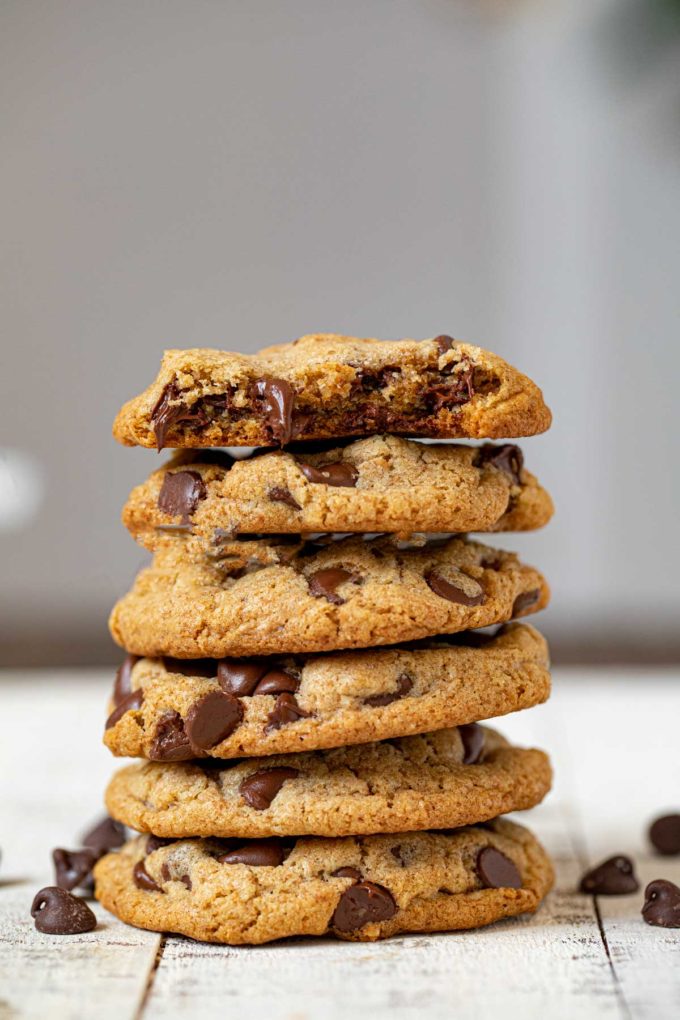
(1, 669, 679, 1020)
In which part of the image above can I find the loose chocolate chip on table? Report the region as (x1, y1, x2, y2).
(642, 879, 680, 928)
(512, 589, 541, 617)
(81, 815, 126, 855)
(459, 723, 485, 765)
(254, 377, 295, 445)
(239, 767, 299, 810)
(298, 461, 358, 487)
(105, 688, 144, 730)
(113, 654, 139, 706)
(268, 486, 302, 510)
(157, 470, 207, 522)
(474, 444, 524, 486)
(252, 669, 299, 696)
(31, 887, 97, 934)
(185, 691, 244, 751)
(265, 693, 312, 732)
(579, 856, 639, 895)
(332, 881, 397, 932)
(218, 658, 270, 696)
(332, 866, 363, 880)
(425, 571, 485, 607)
(476, 847, 522, 889)
(364, 673, 413, 708)
(307, 568, 358, 605)
(163, 657, 217, 678)
(217, 840, 291, 867)
(649, 814, 680, 855)
(150, 381, 208, 450)
(133, 860, 162, 892)
(53, 848, 99, 892)
(149, 711, 193, 762)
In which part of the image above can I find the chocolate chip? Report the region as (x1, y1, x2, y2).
(332, 881, 397, 932)
(642, 879, 680, 928)
(160, 862, 192, 889)
(150, 381, 208, 450)
(146, 835, 175, 854)
(474, 444, 524, 486)
(113, 654, 139, 706)
(265, 693, 312, 732)
(459, 723, 485, 765)
(579, 856, 639, 895)
(185, 691, 244, 751)
(252, 669, 299, 696)
(52, 848, 99, 893)
(217, 658, 270, 696)
(149, 711, 193, 762)
(298, 462, 358, 487)
(364, 673, 413, 708)
(307, 568, 358, 605)
(268, 486, 301, 510)
(31, 887, 96, 935)
(390, 846, 404, 865)
(426, 369, 474, 409)
(163, 657, 217, 678)
(512, 589, 541, 617)
(157, 470, 207, 522)
(253, 377, 295, 445)
(649, 814, 680, 855)
(81, 815, 126, 855)
(425, 571, 485, 606)
(332, 866, 363, 880)
(217, 840, 291, 867)
(433, 335, 456, 356)
(239, 767, 299, 810)
(105, 688, 143, 730)
(476, 847, 522, 889)
(133, 860, 162, 892)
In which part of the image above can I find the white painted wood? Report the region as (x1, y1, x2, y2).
(1, 668, 679, 1019)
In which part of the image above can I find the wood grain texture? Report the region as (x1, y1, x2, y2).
(0, 669, 679, 1019)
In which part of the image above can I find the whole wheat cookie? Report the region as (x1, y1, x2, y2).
(94, 818, 554, 944)
(104, 623, 550, 760)
(105, 724, 552, 839)
(112, 334, 552, 449)
(108, 534, 549, 658)
(124, 437, 553, 555)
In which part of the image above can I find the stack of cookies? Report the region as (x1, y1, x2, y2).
(95, 333, 555, 945)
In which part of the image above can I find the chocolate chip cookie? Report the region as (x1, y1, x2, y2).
(108, 534, 549, 658)
(105, 724, 552, 838)
(94, 818, 554, 944)
(123, 438, 553, 556)
(112, 334, 552, 449)
(104, 623, 550, 760)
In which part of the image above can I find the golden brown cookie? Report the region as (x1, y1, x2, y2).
(105, 725, 552, 838)
(94, 818, 554, 944)
(104, 623, 550, 760)
(108, 534, 549, 658)
(112, 334, 552, 449)
(123, 438, 553, 555)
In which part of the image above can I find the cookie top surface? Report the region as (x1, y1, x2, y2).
(123, 437, 553, 553)
(103, 623, 550, 760)
(112, 334, 552, 449)
(94, 818, 554, 944)
(105, 724, 552, 839)
(108, 533, 549, 658)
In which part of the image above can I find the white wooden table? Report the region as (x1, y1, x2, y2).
(1, 668, 679, 1020)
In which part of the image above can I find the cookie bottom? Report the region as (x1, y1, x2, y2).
(94, 818, 554, 944)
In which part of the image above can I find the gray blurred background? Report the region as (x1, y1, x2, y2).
(1, 0, 679, 666)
